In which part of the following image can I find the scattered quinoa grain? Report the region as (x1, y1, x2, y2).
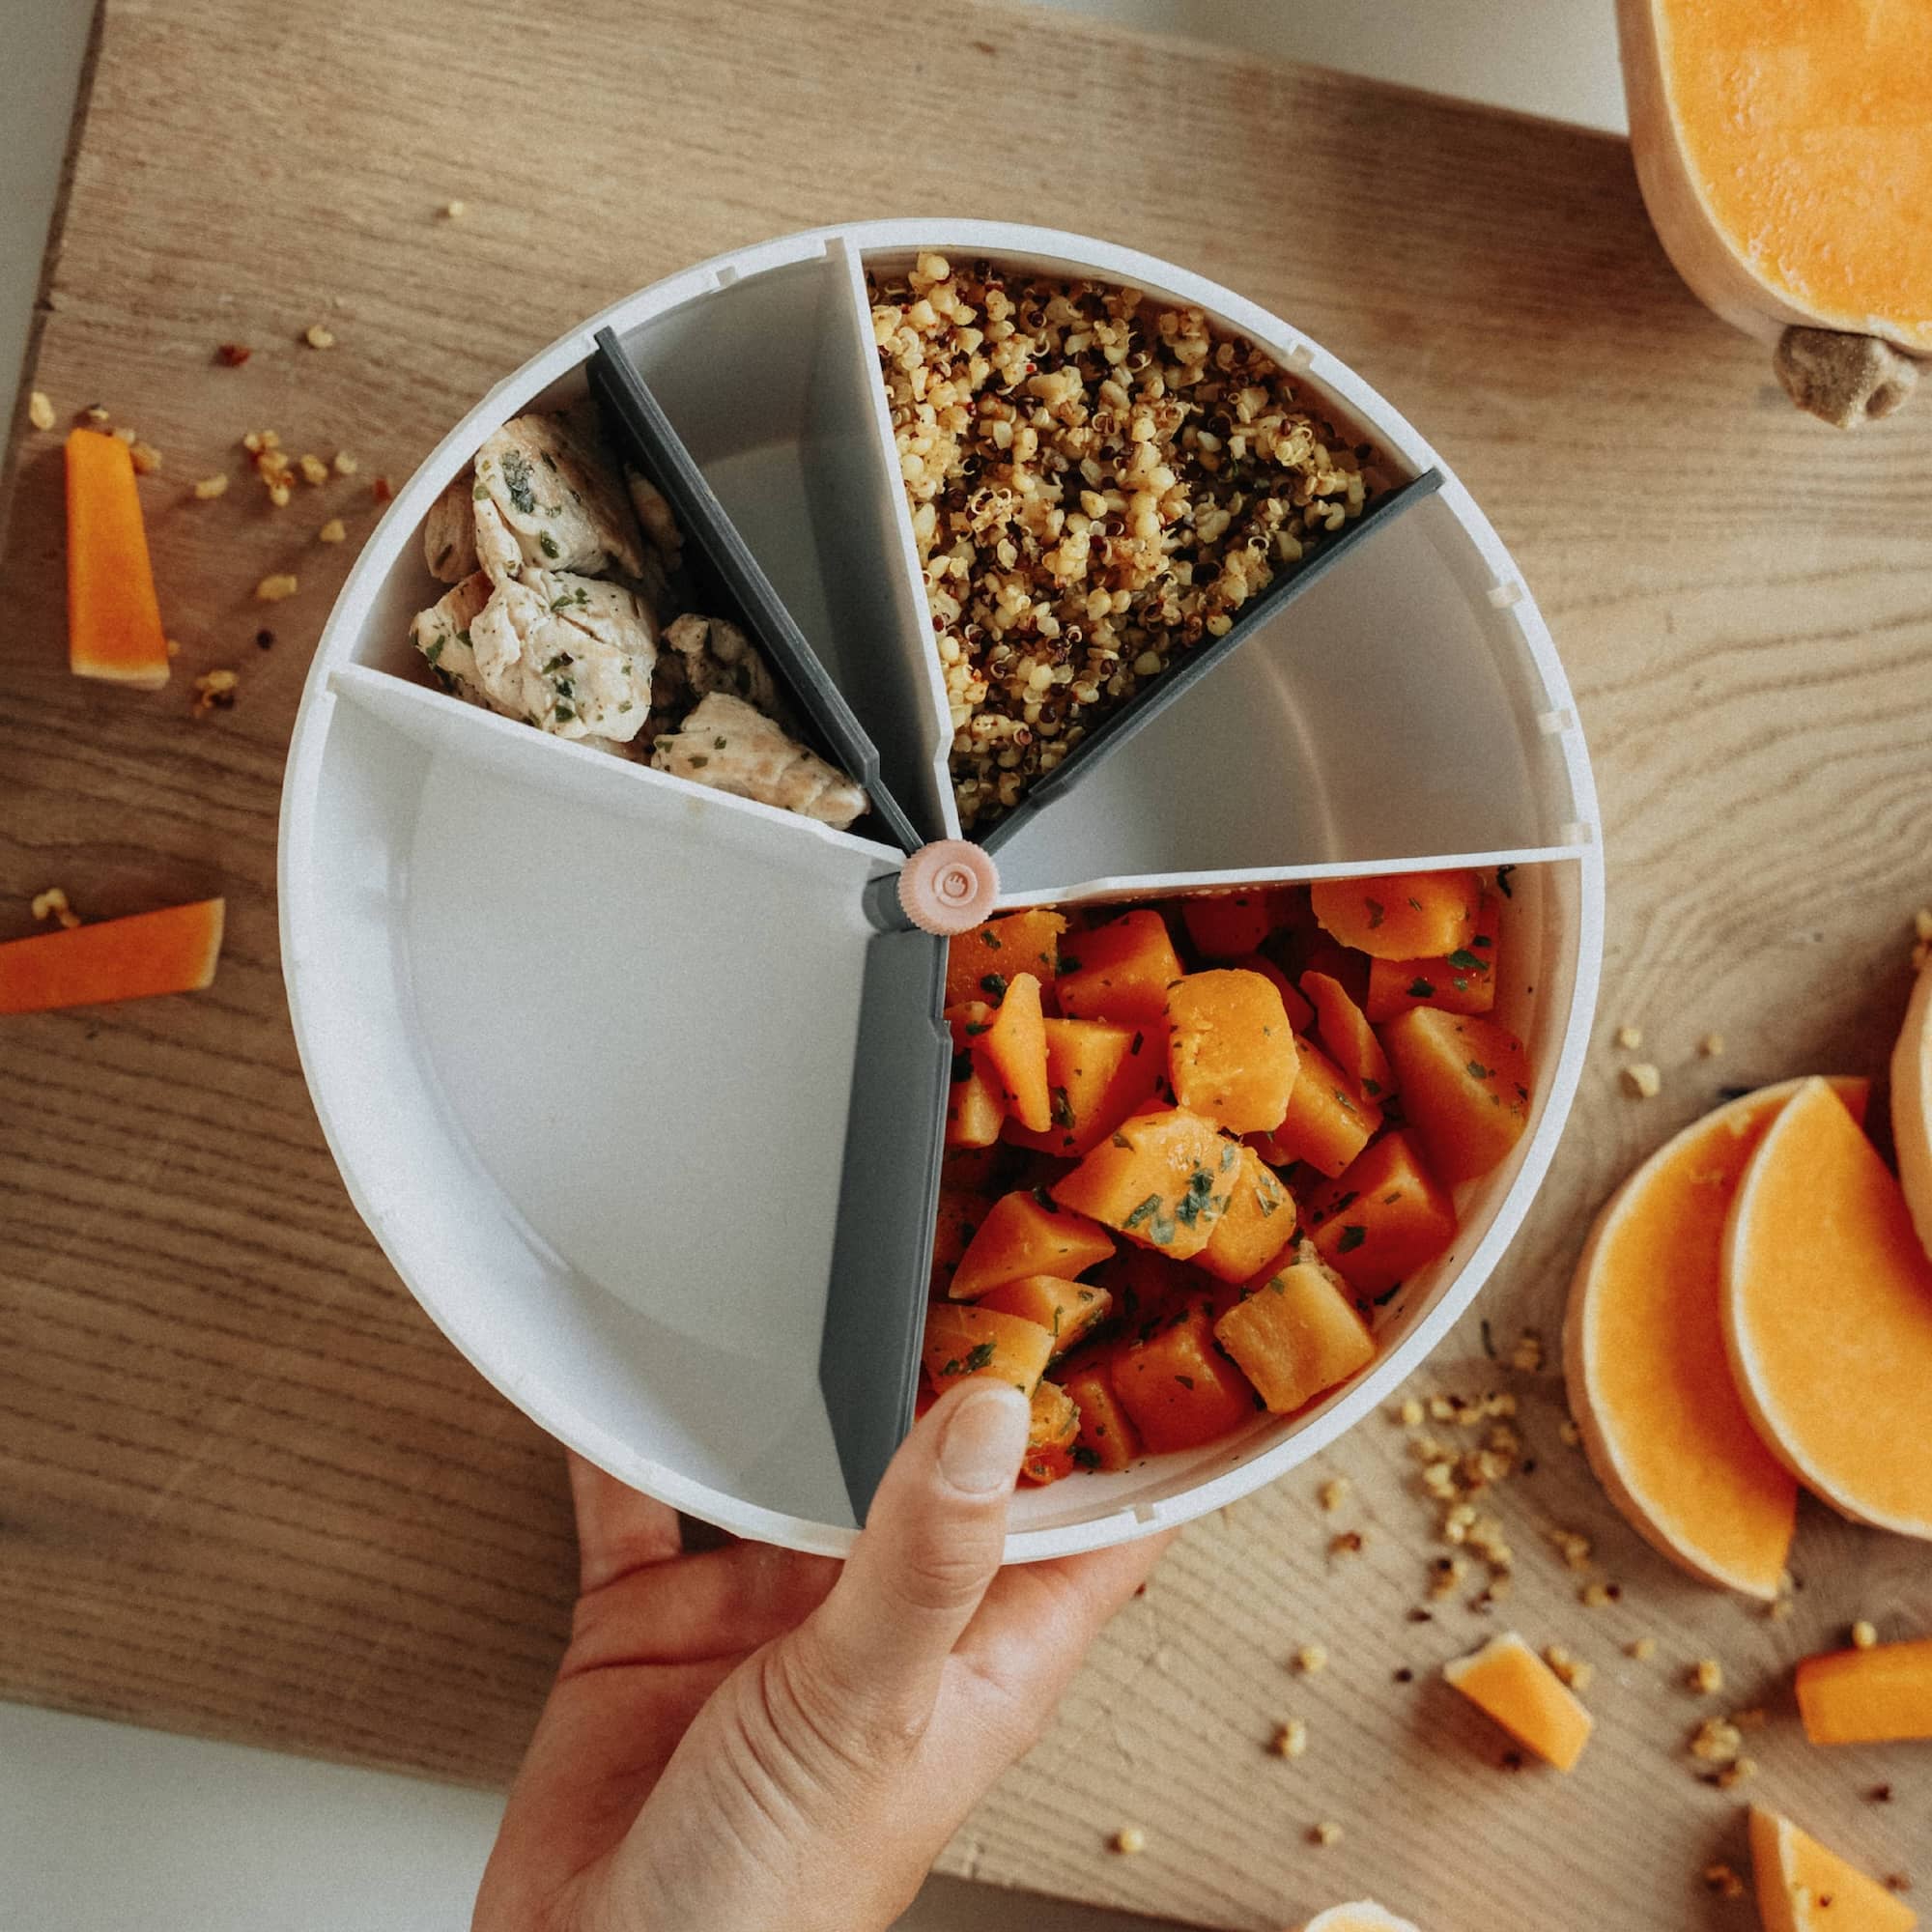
(318, 518, 347, 544)
(1714, 1755, 1758, 1790)
(1690, 1715, 1743, 1765)
(1887, 1875, 1912, 1895)
(1689, 1658, 1724, 1695)
(1559, 1418, 1583, 1447)
(1622, 1063, 1662, 1099)
(1110, 1827, 1145, 1856)
(31, 888, 81, 930)
(268, 482, 293, 508)
(1509, 1329, 1545, 1373)
(1310, 1821, 1342, 1848)
(440, 199, 467, 218)
(332, 449, 358, 476)
(28, 390, 55, 431)
(1543, 1644, 1594, 1691)
(191, 668, 239, 716)
(1579, 1580, 1618, 1609)
(1699, 1032, 1725, 1058)
(1293, 1644, 1328, 1676)
(128, 440, 162, 474)
(165, 638, 181, 658)
(192, 473, 230, 499)
(1270, 1719, 1308, 1759)
(216, 342, 252, 366)
(304, 324, 336, 349)
(84, 405, 110, 425)
(1703, 1862, 1747, 1901)
(1852, 1620, 1878, 1649)
(1318, 1477, 1350, 1512)
(255, 573, 299, 602)
(298, 452, 330, 486)
(113, 425, 137, 445)
(1399, 1397, 1424, 1427)
(1615, 1024, 1643, 1050)
(1551, 1529, 1594, 1572)
(1627, 1636, 1658, 1662)
(1329, 1530, 1365, 1557)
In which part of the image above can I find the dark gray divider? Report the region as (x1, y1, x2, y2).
(590, 331, 923, 855)
(980, 469, 1444, 855)
(819, 924, 951, 1520)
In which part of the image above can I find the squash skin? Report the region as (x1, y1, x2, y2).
(1891, 962, 1932, 1267)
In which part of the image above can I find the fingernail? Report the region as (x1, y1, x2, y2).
(938, 1384, 1031, 1497)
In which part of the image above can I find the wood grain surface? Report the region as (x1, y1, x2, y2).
(4, 2, 1930, 1926)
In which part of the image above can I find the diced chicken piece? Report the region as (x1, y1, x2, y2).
(472, 411, 645, 582)
(651, 692, 867, 829)
(625, 468, 683, 572)
(469, 569, 657, 742)
(659, 611, 789, 721)
(410, 570, 496, 705)
(423, 475, 480, 582)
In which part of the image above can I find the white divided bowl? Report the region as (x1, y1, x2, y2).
(279, 221, 1604, 1559)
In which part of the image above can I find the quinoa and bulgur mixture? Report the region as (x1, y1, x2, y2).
(869, 253, 1388, 830)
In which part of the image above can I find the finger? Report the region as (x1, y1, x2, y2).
(568, 1451, 685, 1592)
(564, 1540, 840, 1673)
(956, 1527, 1178, 1715)
(802, 1379, 1029, 1725)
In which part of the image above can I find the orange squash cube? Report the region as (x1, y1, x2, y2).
(1363, 891, 1500, 1022)
(922, 1303, 1056, 1398)
(1057, 910, 1184, 1026)
(66, 427, 170, 688)
(1443, 1632, 1593, 1772)
(1180, 890, 1285, 958)
(1063, 1359, 1143, 1471)
(1229, 952, 1315, 1034)
(949, 1188, 1116, 1300)
(1164, 968, 1299, 1134)
(1301, 970, 1396, 1105)
(1214, 1241, 1376, 1412)
(1380, 1008, 1531, 1184)
(1311, 869, 1479, 961)
(1252, 1035, 1382, 1178)
(1303, 1131, 1458, 1298)
(1196, 1143, 1297, 1284)
(945, 1055, 1006, 1149)
(947, 906, 1066, 1009)
(979, 971, 1050, 1132)
(1020, 1379, 1081, 1484)
(977, 1274, 1113, 1357)
(1052, 1106, 1238, 1260)
(1113, 1305, 1259, 1452)
(1005, 1017, 1164, 1157)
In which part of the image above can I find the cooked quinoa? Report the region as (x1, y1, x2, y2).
(869, 253, 1385, 829)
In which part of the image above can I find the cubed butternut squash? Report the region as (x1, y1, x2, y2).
(1796, 1636, 1932, 1746)
(1181, 890, 1285, 958)
(1112, 1304, 1259, 1452)
(1164, 968, 1299, 1134)
(977, 1273, 1113, 1358)
(945, 1054, 1006, 1149)
(922, 1303, 1056, 1398)
(1302, 969, 1396, 1104)
(1443, 1632, 1593, 1772)
(947, 906, 1066, 1009)
(1380, 1008, 1531, 1184)
(1311, 869, 1479, 961)
(1303, 1131, 1458, 1299)
(1363, 892, 1500, 1023)
(980, 971, 1050, 1132)
(1251, 1035, 1382, 1178)
(1020, 1379, 1080, 1485)
(1063, 1358, 1143, 1471)
(1214, 1240, 1375, 1412)
(1057, 910, 1184, 1025)
(1196, 1143, 1297, 1284)
(1051, 1106, 1238, 1260)
(1005, 1017, 1164, 1157)
(66, 427, 170, 688)
(949, 1188, 1117, 1300)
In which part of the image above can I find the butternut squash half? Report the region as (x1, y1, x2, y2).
(1619, 0, 1929, 425)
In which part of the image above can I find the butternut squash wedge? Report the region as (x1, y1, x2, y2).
(1057, 910, 1184, 1026)
(1214, 1239, 1374, 1413)
(1303, 1132, 1457, 1301)
(1747, 1805, 1918, 1932)
(1723, 1076, 1932, 1538)
(921, 1304, 1055, 1398)
(66, 428, 170, 687)
(1051, 1106, 1237, 1260)
(1618, 0, 1929, 426)
(980, 971, 1050, 1132)
(1020, 1378, 1080, 1485)
(1004, 1017, 1163, 1158)
(1562, 1079, 1868, 1598)
(1063, 1358, 1142, 1471)
(1301, 1908, 1422, 1932)
(1310, 869, 1478, 961)
(1195, 1142, 1296, 1284)
(949, 1188, 1115, 1301)
(1379, 1008, 1531, 1184)
(946, 906, 1065, 1009)
(976, 1273, 1112, 1359)
(1891, 958, 1932, 1264)
(1250, 1034, 1381, 1179)
(1302, 969, 1395, 1104)
(1442, 1631, 1592, 1772)
(0, 898, 224, 1013)
(1113, 1303, 1258, 1451)
(1796, 1635, 1932, 1747)
(1164, 967, 1298, 1134)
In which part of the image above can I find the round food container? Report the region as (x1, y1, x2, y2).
(279, 220, 1604, 1559)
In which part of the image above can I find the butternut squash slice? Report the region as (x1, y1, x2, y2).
(66, 428, 171, 686)
(1723, 1076, 1932, 1538)
(1796, 1634, 1932, 1747)
(1301, 1908, 1423, 1932)
(1891, 958, 1932, 1264)
(1563, 1078, 1868, 1598)
(1618, 0, 1929, 426)
(1442, 1631, 1592, 1772)
(0, 898, 224, 1013)
(1747, 1805, 1918, 1932)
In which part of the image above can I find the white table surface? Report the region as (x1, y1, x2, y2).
(0, 2, 1624, 1925)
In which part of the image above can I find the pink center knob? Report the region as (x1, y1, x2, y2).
(897, 839, 1001, 936)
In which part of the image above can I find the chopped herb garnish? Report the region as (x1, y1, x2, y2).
(1129, 1030, 1143, 1054)
(1362, 1078, 1382, 1096)
(950, 1052, 974, 1084)
(980, 973, 1008, 999)
(537, 530, 559, 559)
(1060, 954, 1082, 974)
(1338, 1225, 1367, 1253)
(1473, 933, 1493, 950)
(1407, 978, 1435, 1000)
(1071, 1443, 1101, 1470)
(961, 1340, 995, 1373)
(1446, 949, 1486, 972)
(1365, 897, 1386, 929)
(1407, 895, 1424, 912)
(1480, 1318, 1496, 1359)
(687, 752, 707, 767)
(1495, 865, 1517, 897)
(1049, 1086, 1075, 1129)
(1031, 1184, 1058, 1211)
(1174, 1375, 1195, 1390)
(1466, 1060, 1493, 1081)
(1111, 1131, 1132, 1150)
(423, 638, 444, 665)
(553, 703, 575, 724)
(980, 932, 1002, 950)
(964, 1021, 990, 1037)
(1373, 1282, 1404, 1306)
(1266, 1274, 1287, 1295)
(499, 448, 537, 515)
(714, 736, 727, 750)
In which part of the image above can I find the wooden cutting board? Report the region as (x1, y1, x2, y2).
(3, 3, 1928, 1926)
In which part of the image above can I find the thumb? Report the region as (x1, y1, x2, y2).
(801, 1379, 1029, 1730)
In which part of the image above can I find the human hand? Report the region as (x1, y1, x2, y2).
(474, 1380, 1172, 1932)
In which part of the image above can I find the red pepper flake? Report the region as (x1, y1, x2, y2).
(371, 475, 393, 502)
(216, 342, 252, 366)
